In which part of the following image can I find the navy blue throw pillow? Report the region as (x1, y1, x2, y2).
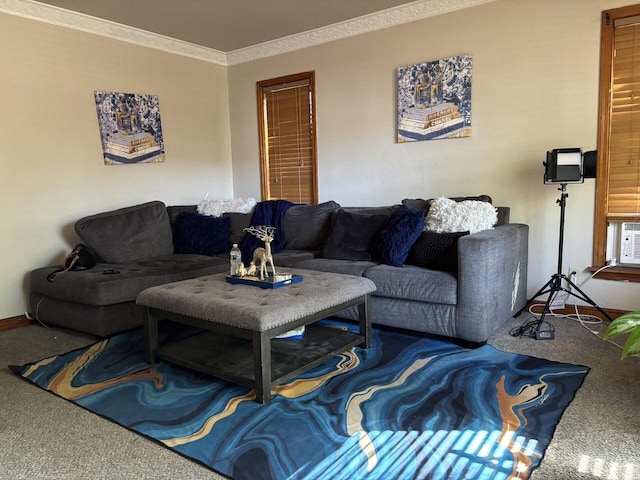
(407, 230, 469, 272)
(376, 206, 426, 267)
(173, 212, 231, 255)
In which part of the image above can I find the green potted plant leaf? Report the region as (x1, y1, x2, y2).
(604, 311, 640, 359)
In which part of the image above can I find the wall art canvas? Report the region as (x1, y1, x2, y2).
(94, 91, 165, 165)
(397, 55, 472, 142)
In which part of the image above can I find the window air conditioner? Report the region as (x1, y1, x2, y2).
(620, 222, 640, 264)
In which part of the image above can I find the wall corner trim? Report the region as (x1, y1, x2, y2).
(0, 0, 228, 65)
(227, 0, 497, 65)
(1, 0, 497, 66)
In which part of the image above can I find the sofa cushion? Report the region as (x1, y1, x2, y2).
(272, 250, 316, 268)
(291, 258, 378, 277)
(75, 201, 174, 263)
(323, 209, 388, 261)
(375, 206, 425, 267)
(173, 212, 231, 255)
(425, 197, 497, 234)
(29, 254, 229, 306)
(283, 201, 340, 250)
(166, 205, 197, 240)
(496, 206, 510, 226)
(407, 231, 469, 273)
(166, 205, 197, 224)
(223, 211, 252, 246)
(401, 198, 431, 212)
(364, 264, 457, 305)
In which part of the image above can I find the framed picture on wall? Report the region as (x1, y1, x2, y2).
(397, 55, 472, 142)
(94, 91, 166, 165)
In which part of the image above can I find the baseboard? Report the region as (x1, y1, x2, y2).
(0, 315, 35, 332)
(526, 302, 627, 321)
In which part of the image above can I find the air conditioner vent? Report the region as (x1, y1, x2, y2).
(620, 222, 640, 264)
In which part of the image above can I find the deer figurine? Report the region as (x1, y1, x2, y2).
(243, 225, 276, 280)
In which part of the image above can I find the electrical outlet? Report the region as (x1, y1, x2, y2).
(568, 266, 579, 286)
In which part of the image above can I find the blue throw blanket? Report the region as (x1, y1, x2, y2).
(240, 200, 299, 265)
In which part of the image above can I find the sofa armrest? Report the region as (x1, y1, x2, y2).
(455, 223, 529, 343)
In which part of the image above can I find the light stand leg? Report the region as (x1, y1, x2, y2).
(563, 276, 614, 322)
(512, 183, 612, 338)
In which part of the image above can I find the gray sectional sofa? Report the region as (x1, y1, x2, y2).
(29, 198, 528, 343)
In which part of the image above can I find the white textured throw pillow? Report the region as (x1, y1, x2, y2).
(197, 197, 257, 217)
(425, 197, 498, 234)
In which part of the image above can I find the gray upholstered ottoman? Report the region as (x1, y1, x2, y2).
(136, 269, 376, 403)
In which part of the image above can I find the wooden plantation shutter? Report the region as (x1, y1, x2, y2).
(257, 72, 318, 204)
(609, 16, 640, 220)
(594, 5, 640, 270)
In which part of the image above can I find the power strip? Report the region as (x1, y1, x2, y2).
(549, 298, 565, 310)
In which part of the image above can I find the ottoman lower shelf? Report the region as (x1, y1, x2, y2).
(155, 324, 363, 391)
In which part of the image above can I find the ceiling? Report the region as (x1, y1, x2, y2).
(33, 0, 419, 52)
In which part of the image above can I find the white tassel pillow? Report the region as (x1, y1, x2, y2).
(425, 197, 497, 234)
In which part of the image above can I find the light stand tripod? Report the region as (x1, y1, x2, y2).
(513, 183, 614, 338)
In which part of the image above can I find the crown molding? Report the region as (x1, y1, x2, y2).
(0, 0, 228, 65)
(1, 0, 496, 67)
(226, 0, 497, 65)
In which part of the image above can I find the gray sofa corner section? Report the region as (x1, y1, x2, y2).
(455, 223, 529, 343)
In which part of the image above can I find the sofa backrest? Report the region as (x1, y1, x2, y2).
(75, 201, 174, 263)
(162, 197, 510, 258)
(223, 211, 253, 246)
(166, 205, 198, 241)
(339, 205, 400, 217)
(283, 201, 340, 251)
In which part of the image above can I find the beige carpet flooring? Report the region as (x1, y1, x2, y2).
(1, 310, 638, 480)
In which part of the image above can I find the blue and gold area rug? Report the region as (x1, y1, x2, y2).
(10, 321, 588, 480)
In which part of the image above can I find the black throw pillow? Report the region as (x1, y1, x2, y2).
(173, 212, 231, 255)
(407, 231, 469, 273)
(322, 210, 389, 261)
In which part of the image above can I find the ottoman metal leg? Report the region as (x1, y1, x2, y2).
(253, 331, 272, 404)
(359, 294, 371, 349)
(144, 308, 159, 363)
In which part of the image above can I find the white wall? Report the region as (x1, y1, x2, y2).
(0, 13, 233, 319)
(228, 0, 640, 311)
